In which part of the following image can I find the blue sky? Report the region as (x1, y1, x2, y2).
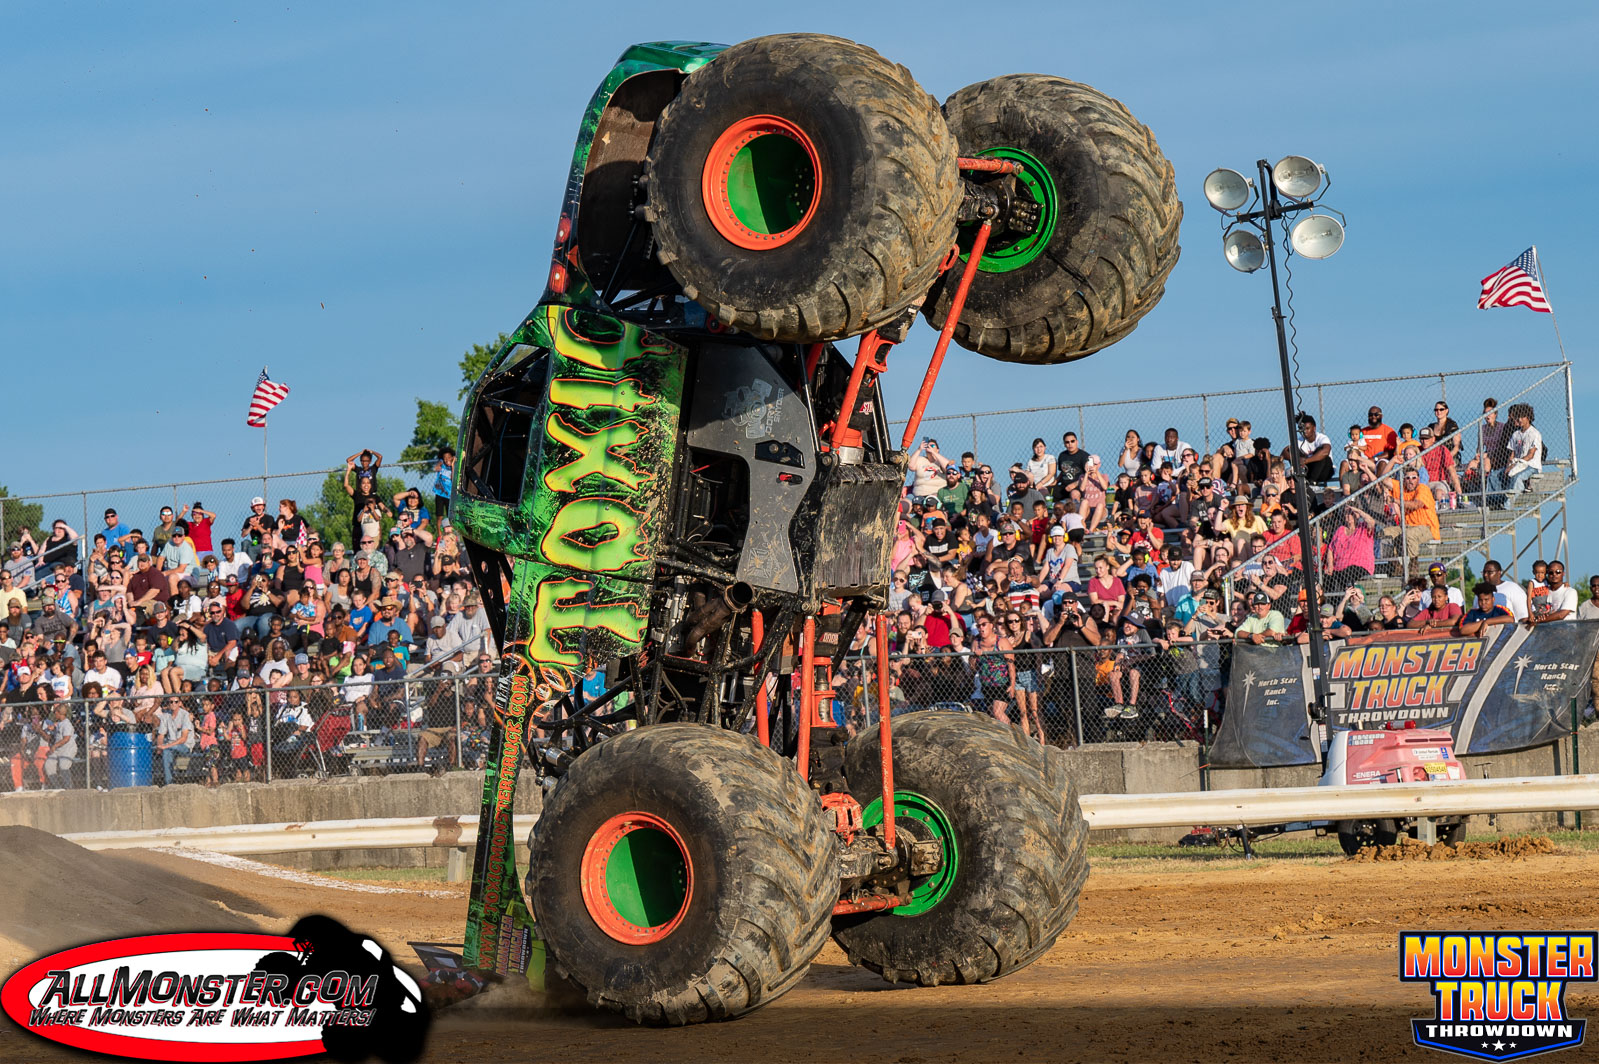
(4, 2, 1595, 568)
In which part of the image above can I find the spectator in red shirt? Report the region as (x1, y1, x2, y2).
(1407, 585, 1464, 631)
(181, 502, 217, 553)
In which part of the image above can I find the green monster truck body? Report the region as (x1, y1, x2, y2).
(436, 35, 1181, 1023)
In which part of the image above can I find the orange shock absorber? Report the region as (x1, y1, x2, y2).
(797, 616, 816, 783)
(874, 613, 896, 850)
(752, 609, 769, 748)
(828, 329, 893, 453)
(803, 341, 825, 383)
(900, 219, 994, 451)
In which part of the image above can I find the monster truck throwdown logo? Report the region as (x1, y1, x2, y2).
(1402, 931, 1595, 1060)
(1328, 637, 1484, 728)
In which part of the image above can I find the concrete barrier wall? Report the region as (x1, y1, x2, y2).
(0, 772, 542, 871)
(1, 727, 1593, 862)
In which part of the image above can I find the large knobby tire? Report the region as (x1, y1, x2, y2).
(922, 75, 1182, 364)
(646, 33, 959, 342)
(832, 712, 1088, 985)
(527, 724, 835, 1025)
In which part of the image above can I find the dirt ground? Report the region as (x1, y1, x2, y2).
(3, 830, 1597, 1063)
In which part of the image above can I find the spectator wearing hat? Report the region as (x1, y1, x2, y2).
(125, 553, 170, 618)
(353, 534, 390, 580)
(1384, 466, 1440, 559)
(1235, 592, 1287, 644)
(368, 597, 412, 648)
(240, 497, 273, 556)
(159, 522, 202, 595)
(447, 594, 492, 658)
(1423, 562, 1465, 609)
(99, 508, 135, 559)
(936, 466, 969, 515)
(4, 541, 35, 589)
(1128, 510, 1164, 555)
(1296, 601, 1353, 644)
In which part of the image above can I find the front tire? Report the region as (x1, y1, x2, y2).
(833, 712, 1088, 984)
(646, 33, 960, 342)
(923, 75, 1182, 364)
(527, 724, 835, 1025)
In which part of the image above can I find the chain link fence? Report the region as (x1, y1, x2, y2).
(2, 671, 503, 792)
(891, 362, 1574, 492)
(1208, 363, 1575, 611)
(1, 459, 445, 581)
(3, 641, 1226, 795)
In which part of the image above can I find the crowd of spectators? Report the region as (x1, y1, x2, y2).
(859, 394, 1572, 744)
(0, 393, 1575, 774)
(0, 446, 502, 790)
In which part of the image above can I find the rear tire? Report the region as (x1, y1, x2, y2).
(923, 75, 1182, 364)
(1338, 819, 1400, 855)
(646, 33, 959, 342)
(832, 712, 1088, 985)
(527, 724, 835, 1025)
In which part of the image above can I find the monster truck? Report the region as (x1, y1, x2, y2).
(430, 35, 1181, 1025)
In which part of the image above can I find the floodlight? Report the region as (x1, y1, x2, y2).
(1203, 168, 1252, 213)
(1289, 214, 1344, 259)
(1223, 229, 1265, 273)
(1272, 156, 1323, 199)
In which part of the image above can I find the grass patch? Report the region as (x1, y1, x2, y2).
(1088, 828, 1599, 868)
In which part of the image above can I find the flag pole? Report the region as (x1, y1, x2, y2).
(1532, 246, 1569, 361)
(262, 419, 269, 499)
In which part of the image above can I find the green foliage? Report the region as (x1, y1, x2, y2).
(299, 470, 411, 549)
(400, 399, 459, 465)
(0, 486, 44, 547)
(457, 332, 511, 400)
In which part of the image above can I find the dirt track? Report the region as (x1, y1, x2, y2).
(2, 832, 1597, 1063)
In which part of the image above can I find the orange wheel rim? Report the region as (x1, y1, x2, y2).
(580, 811, 694, 944)
(701, 114, 821, 250)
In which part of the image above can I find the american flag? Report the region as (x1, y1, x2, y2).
(246, 368, 291, 427)
(1478, 247, 1551, 313)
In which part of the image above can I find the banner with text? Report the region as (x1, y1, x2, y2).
(1212, 622, 1599, 767)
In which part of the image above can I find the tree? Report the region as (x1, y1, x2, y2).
(458, 332, 511, 400)
(0, 486, 44, 548)
(300, 470, 412, 549)
(400, 399, 459, 465)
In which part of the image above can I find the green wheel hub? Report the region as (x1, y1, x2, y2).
(726, 134, 815, 236)
(961, 146, 1057, 273)
(861, 790, 958, 917)
(604, 826, 689, 929)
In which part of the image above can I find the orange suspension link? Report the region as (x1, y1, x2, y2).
(900, 219, 993, 450)
(874, 613, 896, 850)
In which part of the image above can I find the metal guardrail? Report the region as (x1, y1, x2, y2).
(1079, 773, 1599, 831)
(64, 814, 540, 854)
(58, 774, 1599, 850)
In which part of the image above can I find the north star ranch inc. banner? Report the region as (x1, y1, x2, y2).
(1210, 622, 1599, 768)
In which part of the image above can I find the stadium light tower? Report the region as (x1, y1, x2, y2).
(1205, 157, 1345, 738)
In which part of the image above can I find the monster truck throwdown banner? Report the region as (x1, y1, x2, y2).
(1210, 622, 1599, 768)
